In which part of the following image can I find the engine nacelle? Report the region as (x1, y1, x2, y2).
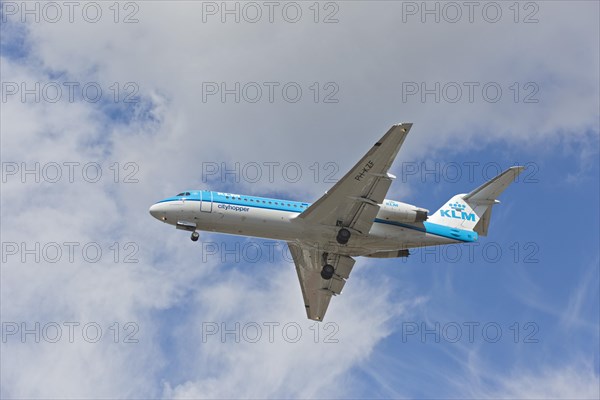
(378, 200, 428, 223)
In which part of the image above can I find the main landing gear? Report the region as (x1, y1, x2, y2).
(321, 229, 350, 280)
(336, 228, 351, 245)
(320, 251, 335, 280)
(321, 264, 335, 280)
(191, 231, 199, 242)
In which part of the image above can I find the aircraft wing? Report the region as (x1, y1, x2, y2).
(297, 123, 412, 234)
(287, 241, 355, 321)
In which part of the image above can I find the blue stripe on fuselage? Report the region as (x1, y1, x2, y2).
(210, 191, 309, 213)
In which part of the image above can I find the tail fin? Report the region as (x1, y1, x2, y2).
(428, 166, 525, 236)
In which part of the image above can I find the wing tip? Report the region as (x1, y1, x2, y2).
(393, 122, 413, 133)
(306, 305, 325, 321)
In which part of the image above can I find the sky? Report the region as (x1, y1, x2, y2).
(1, 1, 599, 399)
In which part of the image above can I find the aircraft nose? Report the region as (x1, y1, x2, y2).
(149, 203, 167, 221)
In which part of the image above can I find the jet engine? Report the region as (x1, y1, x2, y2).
(377, 200, 428, 223)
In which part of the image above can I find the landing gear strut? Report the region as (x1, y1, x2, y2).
(321, 264, 335, 280)
(191, 231, 199, 242)
(336, 228, 351, 245)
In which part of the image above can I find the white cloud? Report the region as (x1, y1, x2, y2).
(495, 363, 599, 399)
(10, 1, 598, 199)
(159, 264, 414, 399)
(465, 356, 599, 399)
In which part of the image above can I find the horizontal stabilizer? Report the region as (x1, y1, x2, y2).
(464, 166, 525, 205)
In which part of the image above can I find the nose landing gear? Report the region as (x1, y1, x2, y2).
(191, 231, 199, 242)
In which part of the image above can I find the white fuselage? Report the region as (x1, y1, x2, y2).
(149, 190, 474, 257)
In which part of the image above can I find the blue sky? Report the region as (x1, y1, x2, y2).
(1, 1, 599, 398)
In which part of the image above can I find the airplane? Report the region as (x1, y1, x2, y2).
(149, 123, 524, 321)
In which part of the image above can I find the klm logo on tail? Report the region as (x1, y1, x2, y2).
(439, 202, 476, 221)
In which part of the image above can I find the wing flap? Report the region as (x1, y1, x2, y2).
(332, 254, 355, 279)
(329, 276, 346, 295)
(348, 202, 380, 234)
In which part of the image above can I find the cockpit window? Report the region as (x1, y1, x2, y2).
(175, 192, 191, 196)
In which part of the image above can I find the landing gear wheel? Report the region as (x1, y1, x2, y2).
(336, 228, 351, 245)
(191, 231, 200, 242)
(321, 264, 335, 280)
